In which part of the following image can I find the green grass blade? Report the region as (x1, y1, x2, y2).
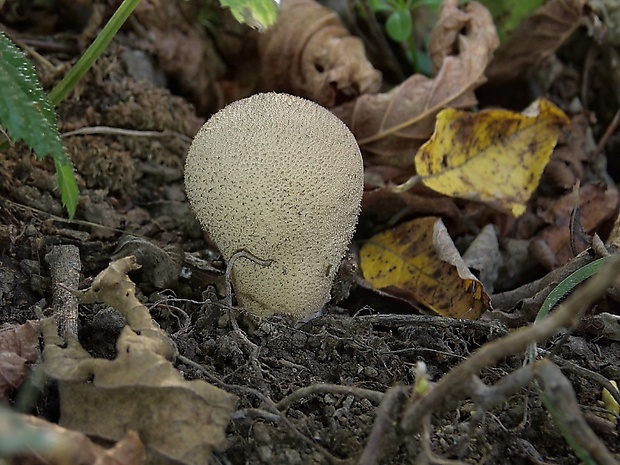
(527, 256, 612, 363)
(49, 0, 142, 106)
(54, 159, 79, 219)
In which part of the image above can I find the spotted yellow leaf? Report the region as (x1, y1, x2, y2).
(415, 98, 570, 216)
(360, 217, 490, 319)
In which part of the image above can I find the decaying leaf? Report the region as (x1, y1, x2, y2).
(539, 112, 589, 192)
(333, 0, 499, 167)
(486, 0, 586, 83)
(4, 410, 145, 465)
(257, 0, 381, 107)
(360, 217, 491, 319)
(414, 98, 570, 217)
(530, 183, 619, 269)
(359, 183, 460, 234)
(42, 257, 237, 465)
(133, 2, 227, 114)
(462, 224, 502, 293)
(0, 321, 40, 401)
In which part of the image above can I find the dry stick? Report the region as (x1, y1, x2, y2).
(490, 250, 595, 314)
(358, 386, 410, 465)
(177, 354, 349, 465)
(45, 245, 81, 338)
(421, 416, 468, 465)
(60, 126, 193, 145)
(535, 359, 618, 465)
(469, 365, 536, 413)
(550, 354, 620, 407)
(276, 383, 385, 411)
(401, 256, 620, 433)
(594, 106, 620, 156)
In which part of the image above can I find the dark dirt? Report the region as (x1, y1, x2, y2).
(1, 1, 619, 465)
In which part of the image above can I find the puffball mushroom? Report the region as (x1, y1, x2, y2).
(184, 93, 363, 318)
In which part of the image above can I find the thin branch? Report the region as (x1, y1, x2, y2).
(401, 256, 620, 433)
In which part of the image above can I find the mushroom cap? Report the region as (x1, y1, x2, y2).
(184, 92, 363, 318)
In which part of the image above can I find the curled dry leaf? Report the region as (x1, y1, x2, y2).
(360, 217, 491, 319)
(43, 257, 237, 465)
(132, 1, 226, 114)
(539, 112, 590, 193)
(530, 183, 619, 269)
(0, 321, 40, 401)
(333, 0, 499, 167)
(257, 0, 381, 107)
(485, 0, 586, 83)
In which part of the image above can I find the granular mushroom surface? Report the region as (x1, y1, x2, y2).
(184, 92, 363, 318)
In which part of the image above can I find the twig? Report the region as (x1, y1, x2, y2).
(358, 386, 409, 465)
(276, 383, 384, 411)
(400, 256, 620, 433)
(421, 416, 468, 465)
(469, 366, 535, 413)
(491, 250, 597, 313)
(61, 126, 192, 145)
(177, 354, 349, 465)
(45, 245, 81, 338)
(594, 106, 620, 156)
(550, 354, 620, 407)
(535, 360, 617, 465)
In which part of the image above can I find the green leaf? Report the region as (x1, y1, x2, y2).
(369, 0, 394, 13)
(385, 9, 412, 42)
(218, 0, 279, 31)
(0, 32, 67, 163)
(477, 0, 543, 42)
(55, 160, 78, 219)
(49, 0, 142, 106)
(0, 32, 78, 218)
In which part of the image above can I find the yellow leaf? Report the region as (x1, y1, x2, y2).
(602, 380, 619, 423)
(415, 98, 570, 216)
(360, 217, 491, 319)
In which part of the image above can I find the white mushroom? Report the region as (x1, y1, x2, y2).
(184, 93, 363, 318)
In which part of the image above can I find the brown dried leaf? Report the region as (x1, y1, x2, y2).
(333, 0, 499, 168)
(0, 321, 40, 401)
(42, 258, 237, 465)
(531, 183, 619, 269)
(257, 0, 381, 107)
(539, 112, 589, 192)
(486, 0, 586, 83)
(360, 185, 460, 233)
(132, 1, 227, 114)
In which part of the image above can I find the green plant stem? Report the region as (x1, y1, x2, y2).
(48, 0, 142, 106)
